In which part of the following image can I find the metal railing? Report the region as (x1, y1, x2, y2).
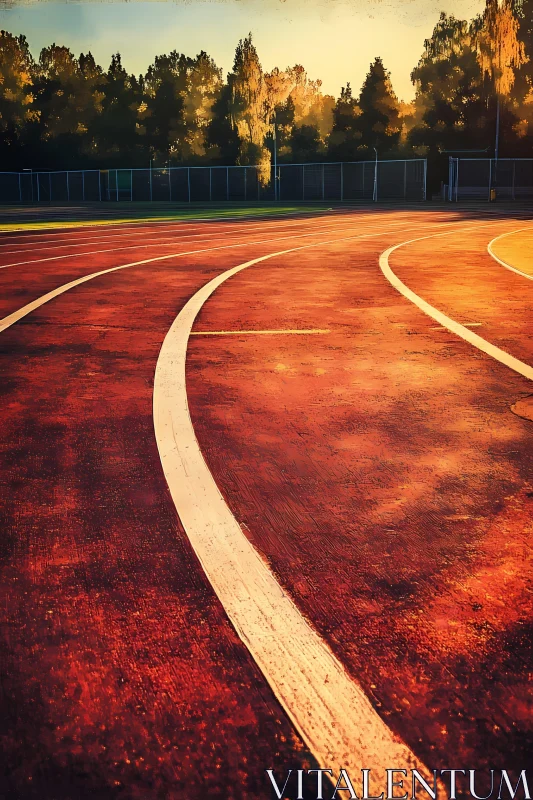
(0, 159, 427, 204)
(447, 157, 533, 201)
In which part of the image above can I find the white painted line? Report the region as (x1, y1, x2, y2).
(190, 328, 330, 336)
(153, 234, 434, 779)
(0, 216, 410, 270)
(487, 226, 533, 281)
(0, 207, 331, 237)
(429, 322, 482, 330)
(0, 221, 429, 333)
(0, 209, 363, 254)
(379, 231, 533, 382)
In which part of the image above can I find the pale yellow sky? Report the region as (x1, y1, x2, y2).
(0, 0, 486, 100)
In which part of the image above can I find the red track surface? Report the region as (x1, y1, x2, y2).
(1, 208, 532, 798)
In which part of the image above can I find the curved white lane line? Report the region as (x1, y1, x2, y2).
(0, 209, 360, 254)
(0, 217, 412, 271)
(0, 207, 331, 238)
(0, 221, 431, 333)
(379, 231, 533, 382)
(487, 226, 533, 281)
(153, 233, 432, 779)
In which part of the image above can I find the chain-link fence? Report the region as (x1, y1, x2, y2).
(447, 158, 533, 201)
(0, 160, 427, 204)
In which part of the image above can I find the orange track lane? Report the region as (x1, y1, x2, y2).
(1, 208, 532, 798)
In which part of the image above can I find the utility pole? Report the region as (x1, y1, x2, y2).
(373, 147, 378, 203)
(495, 95, 501, 163)
(272, 109, 278, 202)
(23, 168, 33, 203)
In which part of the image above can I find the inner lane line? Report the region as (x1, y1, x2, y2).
(379, 228, 533, 382)
(153, 230, 438, 783)
(487, 225, 533, 281)
(0, 218, 417, 270)
(190, 328, 331, 335)
(0, 219, 519, 335)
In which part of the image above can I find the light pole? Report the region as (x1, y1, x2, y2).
(272, 110, 278, 203)
(373, 147, 378, 203)
(495, 96, 500, 163)
(23, 168, 33, 203)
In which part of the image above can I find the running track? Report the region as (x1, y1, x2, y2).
(1, 207, 532, 798)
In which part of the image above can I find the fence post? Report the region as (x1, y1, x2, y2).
(512, 160, 516, 201)
(226, 167, 229, 201)
(116, 170, 119, 202)
(403, 160, 407, 200)
(209, 168, 212, 202)
(18, 173, 22, 203)
(423, 160, 427, 201)
(37, 174, 40, 203)
(322, 163, 325, 200)
(149, 164, 153, 202)
(278, 165, 281, 201)
(82, 171, 85, 202)
(98, 171, 102, 202)
(257, 167, 260, 201)
(49, 172, 52, 202)
(168, 168, 172, 202)
(488, 159, 492, 202)
(303, 164, 305, 201)
(340, 163, 343, 202)
(66, 171, 70, 202)
(187, 168, 191, 203)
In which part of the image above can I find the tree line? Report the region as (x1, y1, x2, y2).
(0, 0, 531, 186)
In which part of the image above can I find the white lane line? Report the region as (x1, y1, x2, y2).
(0, 221, 430, 334)
(0, 217, 505, 336)
(0, 216, 411, 270)
(190, 328, 330, 335)
(0, 212, 499, 273)
(0, 207, 331, 238)
(0, 208, 412, 251)
(0, 210, 357, 254)
(153, 233, 433, 779)
(430, 322, 482, 330)
(487, 226, 533, 281)
(379, 230, 533, 382)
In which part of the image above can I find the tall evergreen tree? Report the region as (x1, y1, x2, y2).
(512, 0, 533, 149)
(228, 34, 271, 182)
(408, 14, 487, 155)
(91, 53, 144, 166)
(206, 82, 240, 164)
(182, 52, 223, 160)
(143, 51, 188, 160)
(327, 83, 362, 160)
(357, 57, 402, 154)
(32, 44, 103, 167)
(143, 50, 222, 162)
(474, 0, 527, 156)
(0, 30, 36, 168)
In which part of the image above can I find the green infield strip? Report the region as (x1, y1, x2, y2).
(0, 205, 333, 232)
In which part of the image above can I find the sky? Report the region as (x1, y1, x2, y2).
(0, 0, 486, 101)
